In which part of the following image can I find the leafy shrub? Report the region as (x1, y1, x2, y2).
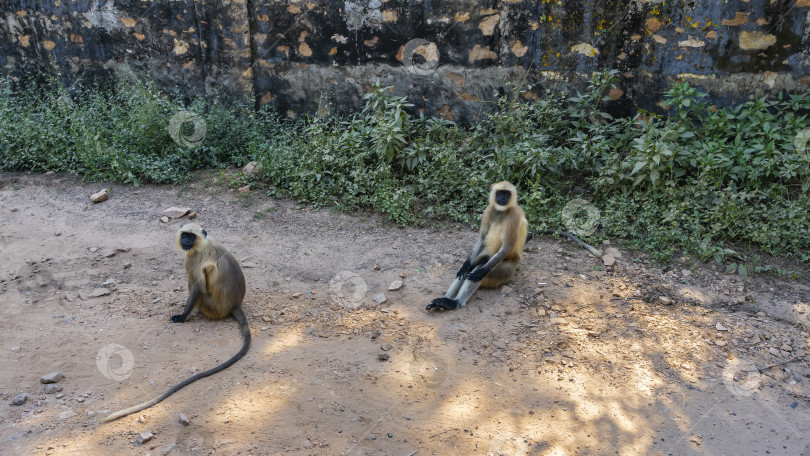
(1, 70, 808, 263)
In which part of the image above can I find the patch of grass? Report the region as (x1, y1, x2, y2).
(1, 69, 809, 265)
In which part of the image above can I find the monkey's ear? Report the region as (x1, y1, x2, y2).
(201, 229, 207, 238)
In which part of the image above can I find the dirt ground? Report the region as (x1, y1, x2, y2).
(1, 171, 809, 456)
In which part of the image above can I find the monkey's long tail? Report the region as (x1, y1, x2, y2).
(101, 308, 251, 423)
(527, 229, 601, 257)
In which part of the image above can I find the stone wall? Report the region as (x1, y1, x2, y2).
(2, 0, 809, 123)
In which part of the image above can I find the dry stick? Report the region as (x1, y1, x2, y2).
(528, 229, 601, 257)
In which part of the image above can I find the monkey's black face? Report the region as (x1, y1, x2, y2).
(180, 232, 198, 251)
(495, 190, 512, 206)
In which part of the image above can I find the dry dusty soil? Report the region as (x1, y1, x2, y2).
(1, 171, 809, 456)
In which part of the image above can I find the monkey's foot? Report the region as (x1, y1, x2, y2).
(170, 314, 185, 323)
(426, 297, 461, 311)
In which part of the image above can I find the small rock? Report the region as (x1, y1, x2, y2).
(123, 262, 132, 269)
(102, 278, 118, 287)
(387, 280, 404, 291)
(44, 384, 63, 394)
(188, 211, 197, 220)
(40, 372, 65, 384)
(11, 208, 18, 212)
(604, 247, 622, 259)
(90, 189, 108, 203)
(179, 413, 190, 425)
(500, 286, 513, 295)
(100, 249, 116, 258)
(11, 393, 27, 406)
(659, 296, 673, 305)
(780, 344, 792, 352)
(378, 353, 390, 361)
(237, 185, 250, 194)
(55, 392, 65, 399)
(602, 254, 616, 267)
(163, 207, 191, 219)
(374, 265, 380, 271)
(81, 288, 111, 300)
(681, 269, 692, 277)
(11, 346, 20, 352)
(373, 293, 387, 305)
(769, 347, 782, 357)
(242, 161, 260, 175)
(137, 415, 147, 424)
(715, 340, 727, 347)
(89, 247, 99, 253)
(537, 308, 546, 317)
(262, 316, 272, 322)
(291, 292, 302, 298)
(749, 334, 761, 344)
(75, 397, 84, 403)
(400, 271, 407, 278)
(55, 230, 61, 236)
(716, 323, 729, 331)
(381, 342, 393, 351)
(136, 431, 154, 444)
(259, 325, 271, 331)
(160, 216, 169, 223)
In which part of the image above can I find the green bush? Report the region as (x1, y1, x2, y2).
(1, 70, 808, 263)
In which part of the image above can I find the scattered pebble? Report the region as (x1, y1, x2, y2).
(179, 413, 190, 425)
(40, 372, 65, 384)
(400, 271, 407, 278)
(160, 216, 170, 223)
(291, 292, 302, 298)
(90, 189, 108, 203)
(163, 207, 191, 219)
(378, 353, 389, 361)
(237, 185, 250, 194)
(188, 211, 197, 220)
(373, 293, 387, 305)
(44, 384, 63, 394)
(11, 393, 27, 406)
(602, 254, 616, 267)
(123, 262, 132, 269)
(388, 281, 404, 291)
(374, 265, 380, 271)
(136, 431, 154, 444)
(80, 288, 112, 300)
(242, 162, 259, 175)
(716, 323, 729, 331)
(381, 342, 393, 351)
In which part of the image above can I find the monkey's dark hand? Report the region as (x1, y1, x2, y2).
(426, 297, 461, 311)
(170, 314, 185, 323)
(456, 259, 472, 279)
(466, 268, 488, 282)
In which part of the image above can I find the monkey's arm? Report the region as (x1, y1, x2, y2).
(465, 246, 509, 282)
(171, 283, 203, 322)
(458, 238, 486, 278)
